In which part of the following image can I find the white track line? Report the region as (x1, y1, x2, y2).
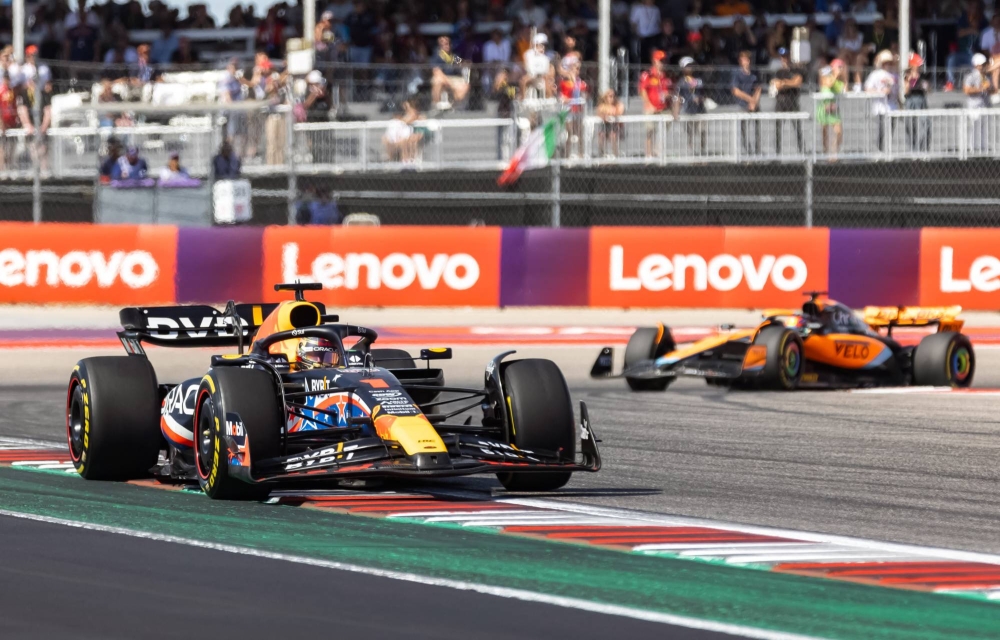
(0, 508, 824, 640)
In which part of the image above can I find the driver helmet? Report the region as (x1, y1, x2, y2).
(295, 337, 339, 369)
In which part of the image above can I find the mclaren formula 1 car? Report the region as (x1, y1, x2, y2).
(67, 283, 600, 500)
(591, 293, 975, 391)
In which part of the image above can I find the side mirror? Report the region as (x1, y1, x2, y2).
(420, 348, 453, 361)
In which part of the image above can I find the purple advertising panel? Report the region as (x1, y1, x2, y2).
(828, 229, 921, 308)
(500, 228, 590, 306)
(176, 227, 265, 303)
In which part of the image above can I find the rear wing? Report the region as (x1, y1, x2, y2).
(117, 301, 327, 354)
(863, 306, 964, 333)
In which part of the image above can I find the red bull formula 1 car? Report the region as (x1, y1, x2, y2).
(67, 283, 600, 500)
(591, 293, 975, 391)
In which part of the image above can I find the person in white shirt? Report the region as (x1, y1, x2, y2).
(483, 29, 511, 63)
(964, 53, 991, 152)
(981, 14, 1000, 55)
(864, 50, 897, 151)
(517, 0, 547, 28)
(522, 33, 554, 98)
(631, 0, 661, 64)
(64, 0, 101, 30)
(158, 152, 191, 182)
(383, 100, 423, 162)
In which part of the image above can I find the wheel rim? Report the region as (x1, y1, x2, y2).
(783, 341, 801, 378)
(196, 395, 216, 480)
(67, 383, 85, 462)
(951, 346, 972, 383)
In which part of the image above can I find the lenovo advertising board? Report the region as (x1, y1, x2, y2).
(0, 223, 177, 304)
(589, 227, 830, 307)
(263, 226, 502, 306)
(920, 228, 1000, 307)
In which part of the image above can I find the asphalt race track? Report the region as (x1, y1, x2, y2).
(2, 344, 1000, 637)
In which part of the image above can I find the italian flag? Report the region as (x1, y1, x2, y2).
(498, 111, 567, 186)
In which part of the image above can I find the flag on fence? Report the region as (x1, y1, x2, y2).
(497, 111, 567, 186)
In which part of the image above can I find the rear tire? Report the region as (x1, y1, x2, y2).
(371, 348, 416, 369)
(754, 325, 803, 390)
(624, 326, 674, 392)
(194, 368, 281, 500)
(66, 357, 161, 480)
(497, 359, 575, 492)
(913, 332, 975, 388)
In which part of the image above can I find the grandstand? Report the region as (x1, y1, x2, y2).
(0, 0, 998, 227)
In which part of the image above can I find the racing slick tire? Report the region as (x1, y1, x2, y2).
(497, 359, 576, 492)
(371, 348, 416, 369)
(754, 325, 804, 391)
(194, 368, 281, 500)
(624, 326, 674, 392)
(913, 332, 975, 388)
(67, 357, 162, 480)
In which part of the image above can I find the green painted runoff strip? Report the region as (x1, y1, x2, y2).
(0, 467, 998, 640)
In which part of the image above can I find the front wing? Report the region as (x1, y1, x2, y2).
(591, 341, 764, 381)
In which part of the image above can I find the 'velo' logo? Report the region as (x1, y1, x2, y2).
(608, 246, 808, 292)
(939, 246, 1000, 293)
(0, 249, 159, 289)
(834, 341, 870, 359)
(281, 243, 480, 291)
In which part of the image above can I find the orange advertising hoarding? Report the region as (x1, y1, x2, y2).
(262, 226, 502, 306)
(0, 223, 177, 304)
(919, 228, 1000, 307)
(589, 227, 829, 307)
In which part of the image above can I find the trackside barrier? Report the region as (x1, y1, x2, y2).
(1, 223, 1000, 309)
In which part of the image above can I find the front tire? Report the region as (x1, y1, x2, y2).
(497, 359, 575, 492)
(753, 325, 803, 390)
(194, 368, 281, 500)
(67, 357, 161, 480)
(624, 326, 674, 392)
(913, 332, 975, 388)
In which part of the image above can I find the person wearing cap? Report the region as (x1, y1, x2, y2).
(639, 49, 673, 158)
(731, 50, 761, 156)
(864, 50, 898, 152)
(677, 57, 707, 154)
(431, 35, 469, 109)
(110, 146, 149, 180)
(964, 53, 991, 151)
(301, 69, 332, 122)
(522, 33, 554, 99)
(903, 52, 931, 152)
(772, 48, 803, 155)
(158, 151, 191, 183)
(816, 61, 845, 158)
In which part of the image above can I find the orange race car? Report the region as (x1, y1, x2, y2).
(591, 293, 975, 391)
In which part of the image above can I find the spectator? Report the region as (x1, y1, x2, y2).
(724, 17, 757, 65)
(864, 49, 897, 152)
(715, 0, 751, 15)
(171, 37, 200, 64)
(300, 70, 332, 121)
(677, 57, 707, 154)
(964, 52, 990, 150)
(64, 9, 101, 62)
(631, 0, 661, 67)
(15, 66, 53, 173)
(558, 56, 587, 158)
(732, 50, 761, 156)
(816, 59, 846, 158)
(226, 5, 246, 28)
(296, 186, 342, 225)
(104, 33, 138, 65)
(184, 4, 215, 29)
(150, 24, 180, 64)
(110, 146, 149, 180)
(431, 36, 469, 110)
(638, 49, 672, 157)
(345, 0, 375, 63)
(0, 73, 17, 171)
(903, 52, 931, 152)
(315, 11, 337, 62)
(766, 20, 790, 70)
(212, 139, 242, 179)
(99, 137, 123, 180)
(326, 0, 352, 22)
(825, 5, 845, 45)
(654, 18, 681, 62)
(483, 29, 512, 64)
(255, 7, 285, 59)
(981, 13, 1000, 57)
(594, 88, 623, 158)
(517, 0, 547, 27)
(946, 1, 985, 91)
(806, 15, 830, 69)
(522, 33, 554, 99)
(13, 45, 50, 88)
(123, 0, 146, 29)
(130, 44, 154, 86)
(383, 100, 423, 162)
(64, 0, 101, 31)
(158, 151, 191, 181)
(96, 77, 125, 127)
(865, 18, 896, 60)
(836, 17, 865, 89)
(772, 48, 803, 155)
(492, 67, 517, 159)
